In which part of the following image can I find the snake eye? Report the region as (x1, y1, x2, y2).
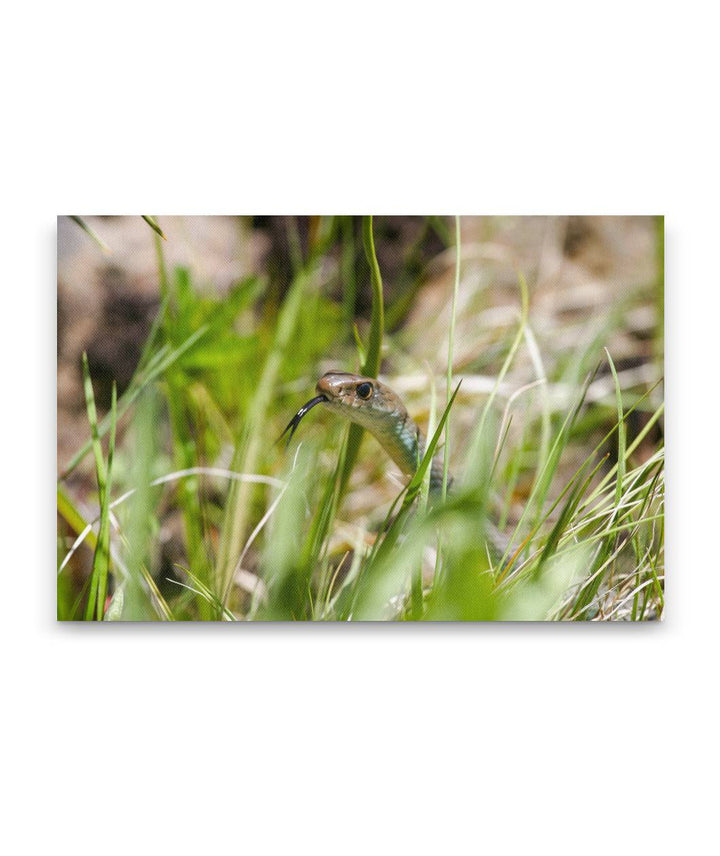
(356, 381, 373, 400)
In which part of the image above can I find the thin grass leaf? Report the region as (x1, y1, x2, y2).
(605, 349, 626, 509)
(141, 215, 166, 240)
(81, 356, 116, 620)
(352, 324, 367, 366)
(339, 215, 384, 495)
(443, 215, 461, 501)
(361, 216, 384, 375)
(579, 398, 664, 515)
(96, 382, 117, 614)
(69, 216, 110, 253)
(413, 370, 438, 616)
(405, 382, 462, 505)
(170, 564, 237, 620)
(523, 324, 551, 526)
(498, 367, 596, 572)
(466, 272, 529, 487)
(531, 453, 609, 582)
(305, 440, 350, 614)
(57, 485, 98, 556)
(340, 216, 357, 329)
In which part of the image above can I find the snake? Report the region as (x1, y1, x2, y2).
(279, 371, 449, 491)
(280, 370, 513, 563)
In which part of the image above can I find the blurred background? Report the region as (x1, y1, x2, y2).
(57, 215, 663, 620)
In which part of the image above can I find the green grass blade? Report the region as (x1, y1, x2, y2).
(466, 272, 529, 487)
(80, 356, 116, 620)
(605, 349, 626, 509)
(96, 382, 117, 615)
(405, 382, 461, 505)
(141, 215, 166, 240)
(340, 216, 357, 328)
(170, 564, 236, 620)
(361, 215, 384, 376)
(69, 216, 110, 253)
(499, 367, 596, 571)
(531, 453, 609, 582)
(442, 215, 461, 501)
(575, 393, 663, 517)
(339, 216, 384, 496)
(121, 388, 165, 620)
(57, 485, 97, 555)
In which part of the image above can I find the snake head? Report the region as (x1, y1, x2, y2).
(280, 370, 424, 480)
(315, 371, 409, 432)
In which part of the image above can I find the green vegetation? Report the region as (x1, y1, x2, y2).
(57, 215, 664, 620)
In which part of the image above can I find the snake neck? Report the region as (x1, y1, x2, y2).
(377, 413, 450, 493)
(315, 376, 451, 493)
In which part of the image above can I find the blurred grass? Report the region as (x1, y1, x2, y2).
(80, 353, 116, 620)
(338, 215, 385, 497)
(57, 215, 664, 621)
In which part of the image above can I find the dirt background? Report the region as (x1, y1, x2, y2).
(58, 214, 662, 495)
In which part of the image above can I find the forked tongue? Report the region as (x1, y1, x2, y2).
(277, 395, 328, 447)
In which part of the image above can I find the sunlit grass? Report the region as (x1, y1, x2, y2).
(57, 215, 664, 621)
